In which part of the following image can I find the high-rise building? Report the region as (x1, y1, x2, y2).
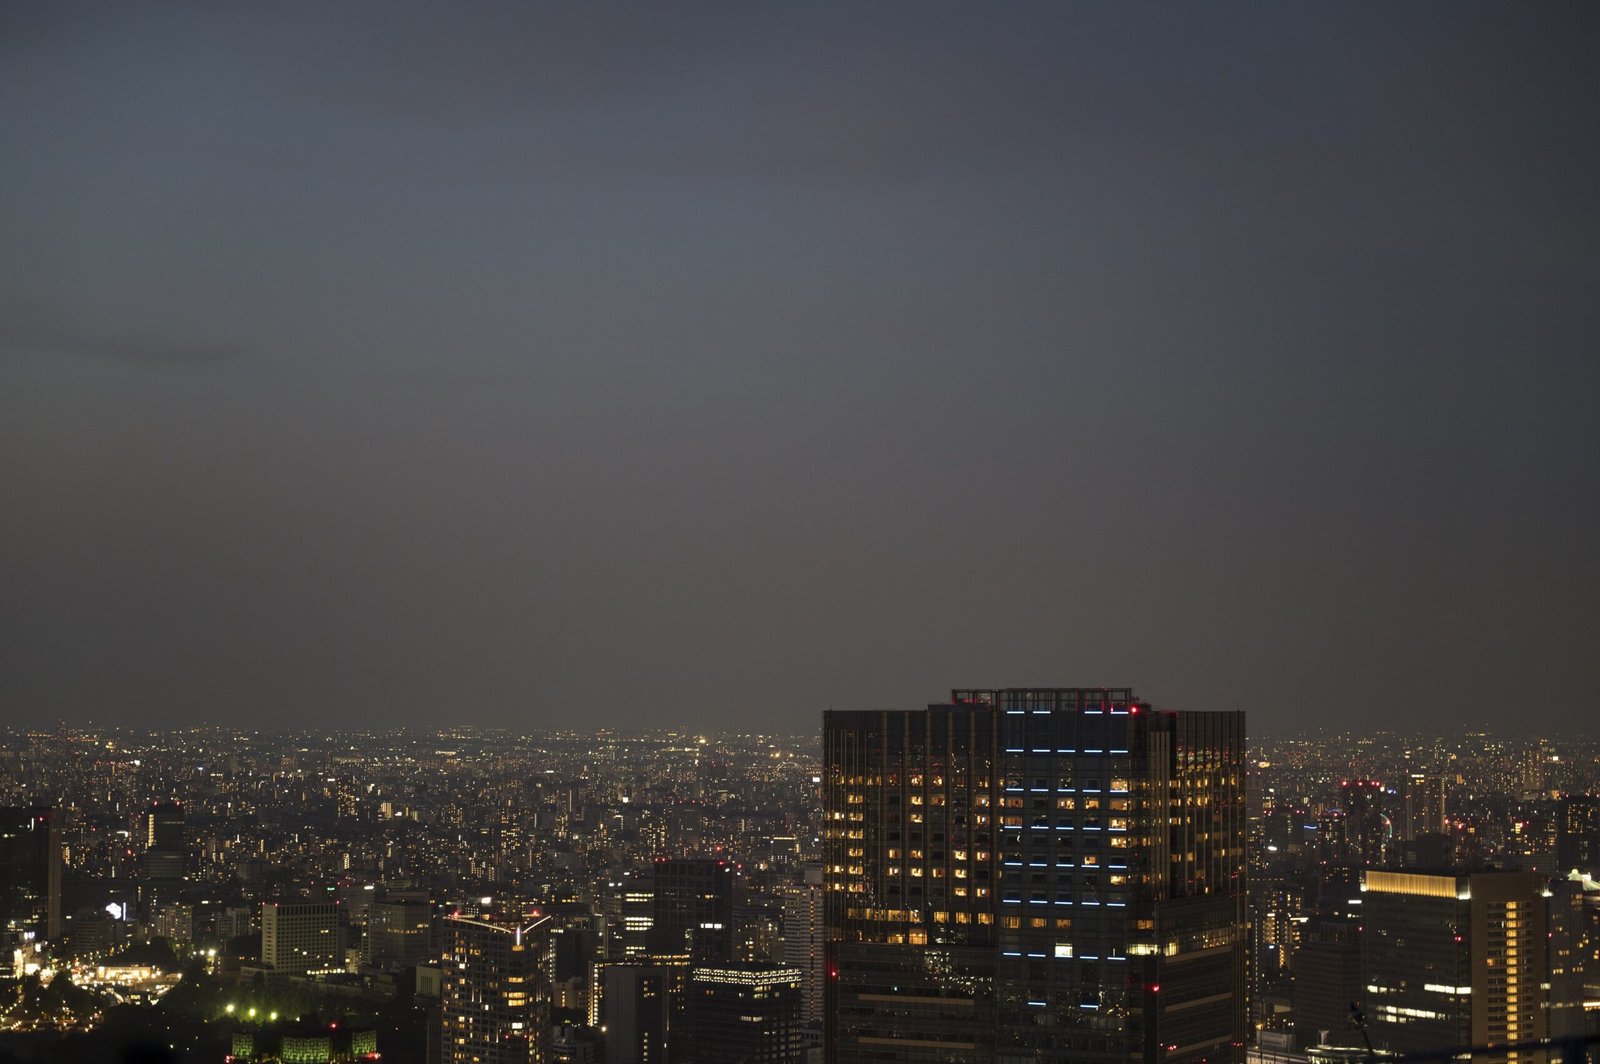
(781, 865, 825, 1028)
(603, 964, 670, 1064)
(1401, 775, 1448, 844)
(1251, 863, 1305, 989)
(1546, 876, 1591, 1040)
(151, 901, 194, 945)
(823, 688, 1247, 1064)
(1555, 795, 1600, 878)
(218, 905, 256, 942)
(365, 891, 433, 971)
(649, 858, 741, 964)
(142, 801, 187, 882)
(687, 964, 804, 1064)
(1360, 870, 1553, 1064)
(261, 901, 341, 974)
(0, 806, 63, 948)
(441, 913, 553, 1064)
(145, 801, 184, 850)
(1291, 915, 1363, 1048)
(604, 871, 656, 962)
(1334, 780, 1390, 869)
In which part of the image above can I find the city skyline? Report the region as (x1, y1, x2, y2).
(4, 4, 1598, 735)
(5, 704, 1600, 1062)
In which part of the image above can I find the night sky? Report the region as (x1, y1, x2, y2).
(3, 4, 1596, 735)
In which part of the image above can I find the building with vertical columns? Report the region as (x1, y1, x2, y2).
(782, 864, 825, 1028)
(442, 912, 553, 1064)
(1361, 870, 1554, 1064)
(823, 688, 1247, 1064)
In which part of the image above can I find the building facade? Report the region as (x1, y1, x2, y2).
(603, 963, 670, 1064)
(1361, 870, 1555, 1064)
(782, 865, 825, 1028)
(824, 688, 1247, 1064)
(365, 892, 433, 971)
(0, 807, 63, 948)
(649, 858, 740, 964)
(142, 801, 187, 883)
(688, 964, 804, 1064)
(442, 913, 553, 1064)
(261, 901, 341, 974)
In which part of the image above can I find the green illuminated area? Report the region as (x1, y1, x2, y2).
(0, 964, 423, 1063)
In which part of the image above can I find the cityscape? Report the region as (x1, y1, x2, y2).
(4, 4, 1597, 1064)
(3, 703, 1600, 1062)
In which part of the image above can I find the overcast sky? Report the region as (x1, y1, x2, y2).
(2, 3, 1596, 735)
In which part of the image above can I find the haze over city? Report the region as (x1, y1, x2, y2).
(4, 4, 1597, 733)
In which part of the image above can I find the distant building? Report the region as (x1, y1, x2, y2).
(262, 901, 341, 974)
(218, 904, 256, 941)
(1361, 870, 1555, 1064)
(142, 801, 187, 882)
(151, 900, 194, 945)
(824, 688, 1248, 1064)
(1546, 875, 1591, 1039)
(1401, 775, 1447, 844)
(441, 913, 552, 1064)
(1335, 780, 1391, 869)
(688, 964, 804, 1064)
(603, 963, 670, 1064)
(0, 806, 63, 948)
(1292, 915, 1363, 1048)
(649, 857, 740, 964)
(1556, 795, 1600, 878)
(603, 871, 655, 962)
(145, 801, 184, 850)
(365, 891, 432, 971)
(552, 1024, 599, 1064)
(781, 865, 824, 1027)
(64, 905, 119, 960)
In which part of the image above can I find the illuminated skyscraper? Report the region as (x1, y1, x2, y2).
(823, 688, 1247, 1064)
(144, 801, 184, 850)
(1361, 870, 1553, 1064)
(142, 801, 187, 882)
(782, 865, 825, 1028)
(442, 913, 553, 1064)
(1336, 780, 1391, 869)
(1401, 774, 1448, 843)
(603, 870, 656, 962)
(1555, 795, 1600, 878)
